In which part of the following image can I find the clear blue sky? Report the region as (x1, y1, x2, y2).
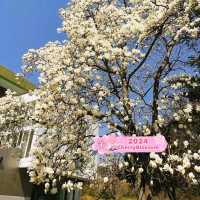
(0, 0, 67, 84)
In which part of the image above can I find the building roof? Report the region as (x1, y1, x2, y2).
(0, 65, 35, 95)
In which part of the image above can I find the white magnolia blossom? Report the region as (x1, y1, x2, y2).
(138, 168, 144, 174)
(184, 140, 189, 148)
(118, 163, 123, 169)
(103, 177, 109, 183)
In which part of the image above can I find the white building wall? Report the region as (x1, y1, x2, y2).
(0, 195, 30, 200)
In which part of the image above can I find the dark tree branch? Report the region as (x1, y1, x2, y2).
(128, 30, 162, 84)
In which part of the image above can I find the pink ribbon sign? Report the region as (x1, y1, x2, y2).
(92, 135, 168, 154)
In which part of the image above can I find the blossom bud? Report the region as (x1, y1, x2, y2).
(138, 168, 144, 174)
(103, 177, 109, 183)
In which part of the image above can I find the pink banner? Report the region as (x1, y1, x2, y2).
(92, 135, 168, 154)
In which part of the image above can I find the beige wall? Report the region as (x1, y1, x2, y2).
(0, 148, 32, 197)
(0, 196, 30, 200)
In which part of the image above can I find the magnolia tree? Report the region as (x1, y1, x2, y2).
(28, 88, 96, 194)
(23, 0, 200, 199)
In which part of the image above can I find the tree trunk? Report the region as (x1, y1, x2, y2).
(154, 191, 170, 200)
(137, 185, 176, 200)
(137, 185, 152, 200)
(167, 187, 176, 200)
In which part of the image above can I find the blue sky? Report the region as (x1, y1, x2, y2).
(0, 0, 67, 84)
